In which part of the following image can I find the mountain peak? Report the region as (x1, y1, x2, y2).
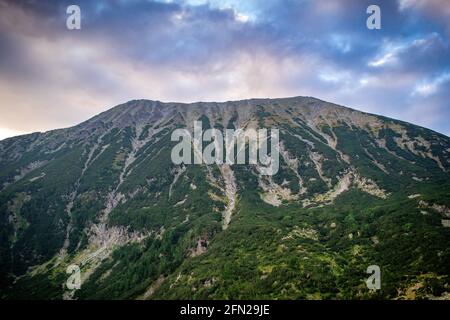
(1, 96, 449, 299)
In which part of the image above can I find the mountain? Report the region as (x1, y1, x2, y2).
(1, 96, 449, 299)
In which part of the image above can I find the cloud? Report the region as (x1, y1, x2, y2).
(368, 33, 446, 69)
(398, 0, 450, 39)
(0, 0, 449, 139)
(413, 72, 450, 97)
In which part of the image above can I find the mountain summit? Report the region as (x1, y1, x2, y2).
(1, 96, 449, 299)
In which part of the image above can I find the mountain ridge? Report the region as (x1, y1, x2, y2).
(3, 96, 448, 143)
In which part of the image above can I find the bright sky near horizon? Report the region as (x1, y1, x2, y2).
(0, 0, 449, 140)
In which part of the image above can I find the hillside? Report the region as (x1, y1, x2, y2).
(1, 96, 449, 299)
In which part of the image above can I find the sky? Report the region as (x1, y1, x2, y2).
(0, 0, 449, 140)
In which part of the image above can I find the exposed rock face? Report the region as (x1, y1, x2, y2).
(1, 96, 449, 300)
(282, 226, 319, 241)
(419, 201, 450, 218)
(189, 237, 209, 257)
(218, 165, 237, 230)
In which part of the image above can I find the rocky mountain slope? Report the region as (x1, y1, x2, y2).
(1, 96, 449, 299)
